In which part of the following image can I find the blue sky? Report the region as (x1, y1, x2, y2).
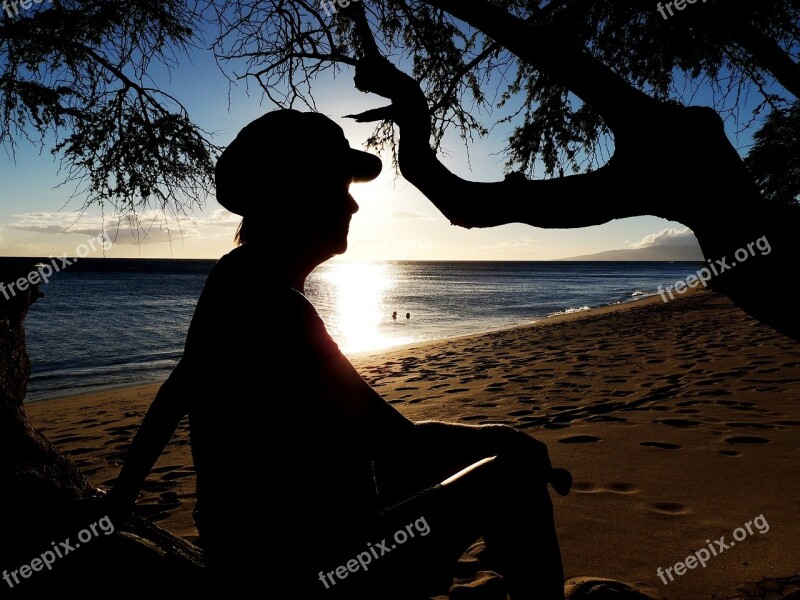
(0, 11, 767, 260)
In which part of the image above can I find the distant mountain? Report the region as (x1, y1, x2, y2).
(557, 245, 704, 261)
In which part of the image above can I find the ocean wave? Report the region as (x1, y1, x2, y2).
(548, 306, 591, 317)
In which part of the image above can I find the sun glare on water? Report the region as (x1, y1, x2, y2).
(318, 262, 412, 354)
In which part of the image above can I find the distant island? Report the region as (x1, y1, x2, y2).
(556, 245, 704, 261)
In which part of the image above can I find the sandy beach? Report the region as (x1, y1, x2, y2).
(26, 290, 800, 599)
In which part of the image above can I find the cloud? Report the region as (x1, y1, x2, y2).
(203, 209, 241, 227)
(9, 209, 240, 246)
(632, 227, 699, 249)
(478, 236, 540, 255)
(388, 210, 435, 221)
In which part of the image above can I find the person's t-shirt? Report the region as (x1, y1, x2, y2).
(181, 245, 378, 560)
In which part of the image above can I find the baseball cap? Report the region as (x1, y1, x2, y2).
(215, 109, 382, 217)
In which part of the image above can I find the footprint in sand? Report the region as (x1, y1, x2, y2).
(693, 389, 732, 396)
(725, 436, 771, 444)
(572, 481, 598, 493)
(161, 470, 195, 481)
(640, 441, 681, 450)
(656, 419, 702, 428)
(558, 435, 600, 444)
(518, 399, 540, 406)
(605, 482, 638, 494)
(587, 416, 627, 423)
(152, 465, 182, 474)
(676, 400, 703, 407)
(572, 481, 639, 495)
(50, 431, 88, 440)
(648, 501, 688, 515)
(63, 447, 94, 456)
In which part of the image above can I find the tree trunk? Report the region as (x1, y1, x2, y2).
(0, 264, 204, 593)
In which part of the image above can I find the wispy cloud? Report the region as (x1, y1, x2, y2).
(388, 210, 435, 221)
(9, 209, 240, 245)
(478, 236, 540, 256)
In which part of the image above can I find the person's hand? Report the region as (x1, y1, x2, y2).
(485, 425, 572, 496)
(485, 424, 552, 470)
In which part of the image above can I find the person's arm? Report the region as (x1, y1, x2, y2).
(303, 353, 557, 491)
(302, 352, 416, 450)
(410, 420, 552, 477)
(106, 360, 191, 514)
(295, 291, 568, 496)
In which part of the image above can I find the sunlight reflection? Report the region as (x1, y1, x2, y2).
(320, 262, 410, 354)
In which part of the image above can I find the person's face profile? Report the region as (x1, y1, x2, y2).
(301, 172, 358, 258)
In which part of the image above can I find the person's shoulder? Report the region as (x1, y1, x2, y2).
(213, 245, 254, 271)
(284, 288, 319, 316)
(204, 245, 265, 286)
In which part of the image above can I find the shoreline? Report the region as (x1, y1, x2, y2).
(26, 287, 693, 405)
(346, 288, 697, 364)
(27, 288, 679, 405)
(26, 288, 800, 599)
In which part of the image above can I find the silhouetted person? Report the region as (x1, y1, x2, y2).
(392, 311, 398, 320)
(108, 109, 568, 599)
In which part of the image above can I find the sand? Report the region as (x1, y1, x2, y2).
(26, 290, 800, 599)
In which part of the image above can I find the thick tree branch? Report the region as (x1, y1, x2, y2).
(729, 20, 800, 99)
(348, 54, 642, 229)
(415, 0, 662, 134)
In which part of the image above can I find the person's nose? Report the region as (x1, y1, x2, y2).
(347, 193, 359, 215)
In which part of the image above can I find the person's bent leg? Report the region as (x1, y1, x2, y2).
(433, 454, 565, 600)
(313, 454, 564, 600)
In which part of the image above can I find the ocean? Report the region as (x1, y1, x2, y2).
(4, 258, 703, 402)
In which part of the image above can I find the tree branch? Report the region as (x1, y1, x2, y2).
(729, 20, 800, 99)
(348, 53, 641, 230)
(414, 0, 662, 134)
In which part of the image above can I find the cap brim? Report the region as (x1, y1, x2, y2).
(349, 149, 382, 183)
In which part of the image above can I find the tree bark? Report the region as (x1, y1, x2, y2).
(0, 264, 204, 592)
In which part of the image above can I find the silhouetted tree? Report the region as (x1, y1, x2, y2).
(1, 0, 211, 587)
(746, 103, 800, 207)
(2, 0, 800, 590)
(212, 0, 800, 340)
